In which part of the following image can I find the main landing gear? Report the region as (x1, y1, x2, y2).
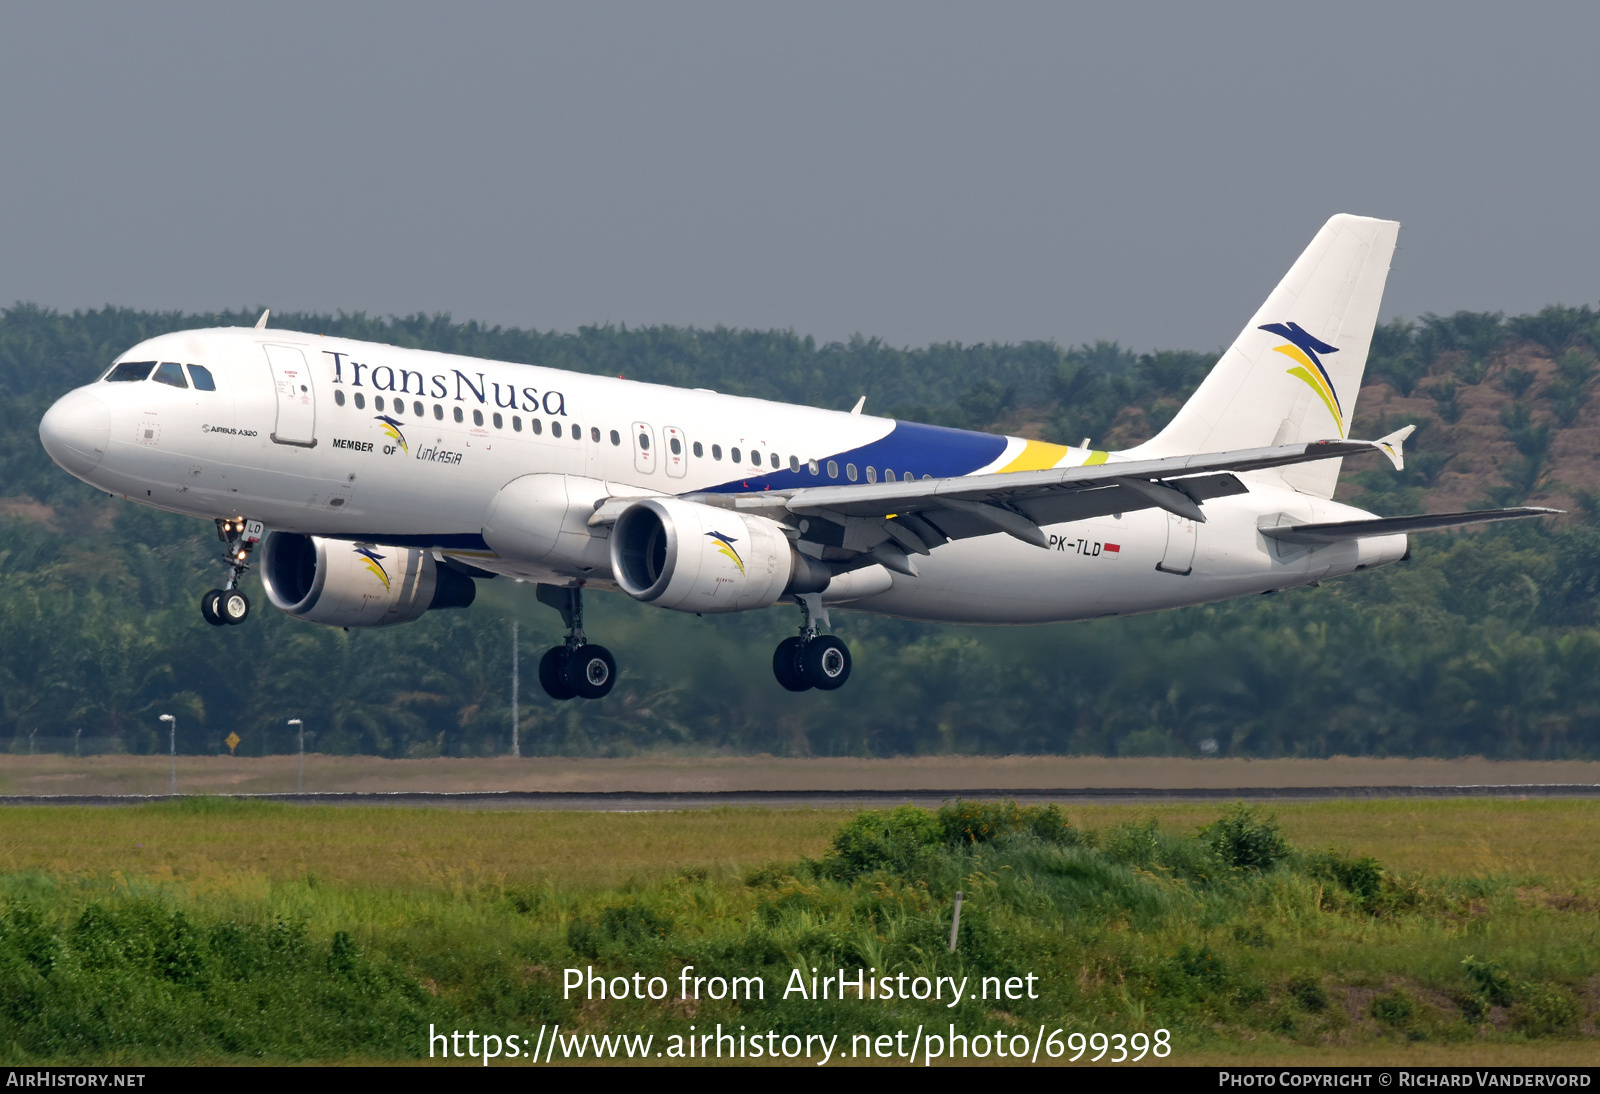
(535, 584, 616, 701)
(201, 518, 262, 627)
(772, 593, 852, 692)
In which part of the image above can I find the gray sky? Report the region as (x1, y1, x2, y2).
(2, 2, 1596, 352)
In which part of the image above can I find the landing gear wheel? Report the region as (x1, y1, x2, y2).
(567, 644, 617, 700)
(800, 635, 852, 690)
(221, 590, 250, 625)
(773, 636, 811, 692)
(200, 589, 226, 626)
(539, 646, 577, 701)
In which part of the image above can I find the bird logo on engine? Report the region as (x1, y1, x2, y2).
(706, 531, 746, 576)
(354, 545, 392, 591)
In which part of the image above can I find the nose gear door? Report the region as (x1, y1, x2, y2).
(263, 344, 317, 447)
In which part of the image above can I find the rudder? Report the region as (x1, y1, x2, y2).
(1127, 214, 1400, 498)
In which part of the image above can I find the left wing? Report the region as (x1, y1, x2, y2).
(1259, 507, 1561, 544)
(589, 435, 1413, 574)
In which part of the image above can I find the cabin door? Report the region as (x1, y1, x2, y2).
(263, 345, 317, 447)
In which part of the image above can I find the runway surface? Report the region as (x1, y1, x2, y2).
(2, 784, 1597, 810)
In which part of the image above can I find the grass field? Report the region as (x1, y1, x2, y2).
(0, 798, 1595, 1065)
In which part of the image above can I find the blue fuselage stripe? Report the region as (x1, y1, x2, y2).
(702, 419, 1008, 492)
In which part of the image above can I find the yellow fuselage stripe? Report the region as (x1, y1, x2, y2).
(998, 438, 1072, 473)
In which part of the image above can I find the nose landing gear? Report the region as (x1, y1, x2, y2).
(201, 518, 261, 627)
(535, 583, 617, 700)
(772, 593, 852, 691)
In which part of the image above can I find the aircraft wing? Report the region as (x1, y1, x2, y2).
(636, 437, 1412, 570)
(1258, 506, 1561, 544)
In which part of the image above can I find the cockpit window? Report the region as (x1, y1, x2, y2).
(187, 364, 217, 391)
(153, 362, 189, 389)
(105, 361, 156, 383)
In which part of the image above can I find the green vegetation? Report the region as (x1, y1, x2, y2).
(0, 800, 1593, 1063)
(4, 303, 1600, 758)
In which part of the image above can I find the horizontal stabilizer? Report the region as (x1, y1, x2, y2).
(1374, 423, 1415, 471)
(1259, 506, 1561, 544)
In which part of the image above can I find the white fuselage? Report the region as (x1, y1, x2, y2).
(39, 326, 1406, 625)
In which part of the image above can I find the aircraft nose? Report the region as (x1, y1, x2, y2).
(39, 388, 112, 478)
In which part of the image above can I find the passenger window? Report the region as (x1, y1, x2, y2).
(187, 364, 216, 391)
(433, 404, 443, 420)
(693, 441, 703, 458)
(552, 421, 562, 438)
(414, 401, 424, 417)
(153, 362, 188, 389)
(884, 468, 894, 481)
(846, 463, 858, 482)
(731, 448, 741, 464)
(809, 459, 819, 475)
(375, 396, 386, 412)
(334, 389, 346, 407)
(104, 361, 155, 382)
(610, 430, 621, 446)
(573, 425, 583, 442)
(866, 466, 877, 483)
(513, 416, 522, 432)
(355, 393, 366, 410)
(670, 437, 682, 455)
(904, 472, 914, 482)
(827, 460, 838, 478)
(790, 455, 800, 472)
(591, 427, 601, 443)
(493, 412, 503, 429)
(638, 432, 650, 450)
(453, 407, 464, 423)
(532, 419, 543, 435)
(471, 409, 482, 426)
(712, 444, 722, 460)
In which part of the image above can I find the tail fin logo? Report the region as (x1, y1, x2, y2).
(706, 531, 745, 575)
(355, 545, 391, 590)
(1259, 322, 1344, 436)
(375, 415, 408, 453)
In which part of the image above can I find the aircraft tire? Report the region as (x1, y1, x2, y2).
(800, 635, 851, 691)
(201, 589, 226, 626)
(221, 590, 250, 625)
(567, 644, 617, 700)
(539, 647, 577, 701)
(772, 637, 811, 691)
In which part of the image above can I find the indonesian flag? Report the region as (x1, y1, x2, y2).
(1104, 543, 1121, 554)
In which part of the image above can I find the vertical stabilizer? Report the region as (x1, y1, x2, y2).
(1127, 214, 1400, 498)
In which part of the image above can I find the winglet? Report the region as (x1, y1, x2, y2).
(850, 396, 866, 415)
(254, 309, 270, 330)
(1374, 423, 1415, 471)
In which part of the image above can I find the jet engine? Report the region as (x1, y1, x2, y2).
(609, 497, 829, 613)
(259, 532, 475, 627)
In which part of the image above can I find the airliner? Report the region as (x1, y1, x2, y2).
(38, 215, 1553, 700)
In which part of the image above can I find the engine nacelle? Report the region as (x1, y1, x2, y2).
(260, 532, 476, 628)
(481, 474, 629, 573)
(610, 497, 827, 613)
